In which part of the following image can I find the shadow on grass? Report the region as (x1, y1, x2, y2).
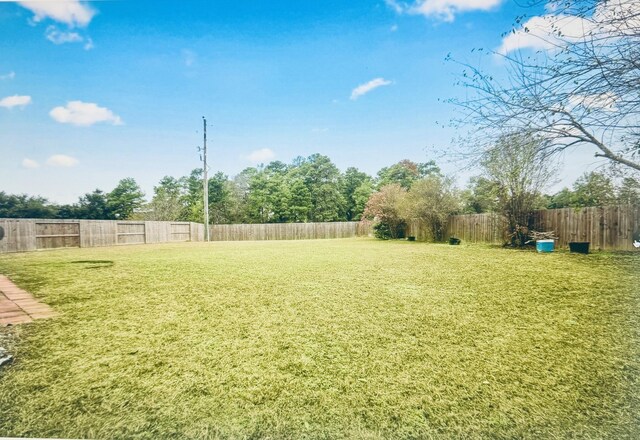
(69, 260, 115, 269)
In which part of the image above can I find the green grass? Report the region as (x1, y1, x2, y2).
(0, 239, 638, 439)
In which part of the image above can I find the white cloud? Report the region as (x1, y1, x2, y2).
(15, 0, 96, 27)
(390, 24, 398, 32)
(246, 148, 275, 163)
(46, 154, 79, 167)
(497, 0, 640, 54)
(45, 25, 83, 44)
(0, 95, 32, 109)
(385, 0, 404, 14)
(22, 158, 39, 169)
(49, 101, 123, 126)
(350, 78, 392, 100)
(497, 14, 591, 54)
(0, 71, 15, 80)
(386, 0, 502, 22)
(83, 37, 94, 50)
(568, 92, 618, 112)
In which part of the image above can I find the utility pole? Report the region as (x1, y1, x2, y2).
(202, 116, 210, 242)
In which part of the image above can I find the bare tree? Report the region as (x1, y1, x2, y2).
(451, 0, 640, 173)
(481, 133, 556, 246)
(402, 175, 460, 241)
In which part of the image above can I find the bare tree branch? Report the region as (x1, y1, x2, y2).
(450, 0, 640, 174)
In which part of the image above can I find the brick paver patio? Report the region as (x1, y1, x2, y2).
(0, 275, 56, 326)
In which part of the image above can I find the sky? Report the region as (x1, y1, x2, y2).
(0, 0, 609, 204)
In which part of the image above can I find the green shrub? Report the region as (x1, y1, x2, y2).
(373, 221, 406, 240)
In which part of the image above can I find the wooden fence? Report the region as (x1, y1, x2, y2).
(210, 221, 371, 241)
(445, 205, 640, 251)
(1, 206, 637, 253)
(444, 213, 506, 245)
(0, 219, 205, 254)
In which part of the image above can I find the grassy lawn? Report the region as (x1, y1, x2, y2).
(0, 239, 638, 439)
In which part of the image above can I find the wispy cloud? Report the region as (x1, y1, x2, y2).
(47, 154, 79, 167)
(568, 92, 618, 112)
(0, 95, 32, 109)
(83, 37, 94, 50)
(0, 71, 15, 80)
(386, 0, 502, 22)
(45, 25, 82, 44)
(49, 101, 123, 126)
(350, 78, 392, 100)
(22, 158, 40, 169)
(16, 0, 96, 27)
(385, 0, 404, 14)
(245, 148, 275, 163)
(182, 49, 197, 67)
(44, 25, 93, 49)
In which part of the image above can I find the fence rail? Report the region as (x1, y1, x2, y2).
(0, 219, 204, 254)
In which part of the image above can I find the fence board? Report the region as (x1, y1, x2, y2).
(35, 221, 80, 249)
(190, 222, 204, 242)
(444, 213, 505, 245)
(170, 223, 191, 242)
(117, 222, 145, 245)
(0, 219, 36, 253)
(79, 220, 117, 248)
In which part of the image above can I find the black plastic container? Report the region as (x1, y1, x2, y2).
(569, 242, 590, 254)
(449, 237, 461, 245)
(407, 236, 416, 241)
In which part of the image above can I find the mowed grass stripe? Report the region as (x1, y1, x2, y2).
(0, 239, 638, 439)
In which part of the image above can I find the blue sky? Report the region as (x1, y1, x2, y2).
(1, 0, 602, 203)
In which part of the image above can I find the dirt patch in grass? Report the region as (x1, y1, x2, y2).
(0, 239, 638, 439)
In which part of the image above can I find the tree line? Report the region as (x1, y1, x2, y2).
(0, 178, 144, 220)
(1, 154, 436, 223)
(3, 151, 637, 242)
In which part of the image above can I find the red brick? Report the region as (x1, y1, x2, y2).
(2, 289, 33, 299)
(0, 310, 27, 319)
(26, 306, 54, 315)
(0, 304, 22, 314)
(11, 295, 38, 302)
(30, 312, 57, 319)
(0, 298, 22, 311)
(0, 314, 32, 326)
(13, 299, 41, 308)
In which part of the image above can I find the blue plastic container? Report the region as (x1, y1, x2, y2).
(536, 239, 555, 253)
